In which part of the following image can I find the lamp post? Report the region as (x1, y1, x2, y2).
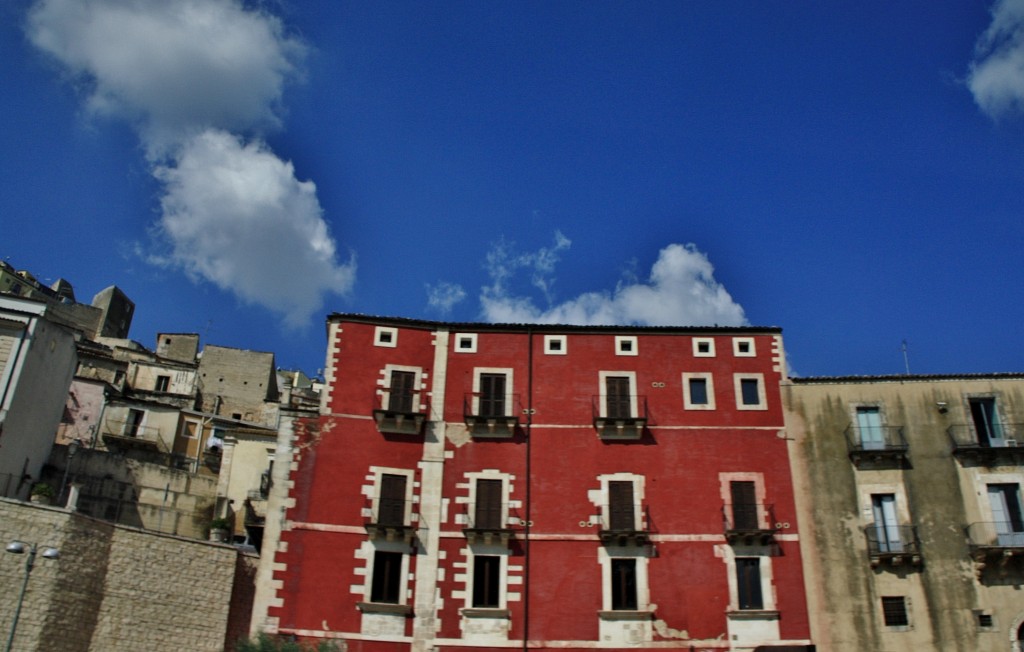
(58, 439, 81, 506)
(4, 541, 59, 652)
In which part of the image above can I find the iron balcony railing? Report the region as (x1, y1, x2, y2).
(965, 521, 1024, 549)
(102, 419, 168, 454)
(865, 524, 921, 558)
(363, 496, 417, 543)
(463, 393, 522, 438)
(597, 503, 650, 546)
(591, 395, 649, 438)
(722, 503, 777, 544)
(371, 389, 427, 435)
(845, 425, 908, 456)
(948, 424, 1023, 452)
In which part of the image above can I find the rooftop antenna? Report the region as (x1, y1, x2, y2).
(901, 339, 910, 375)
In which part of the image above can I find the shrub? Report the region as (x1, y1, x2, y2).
(235, 633, 344, 652)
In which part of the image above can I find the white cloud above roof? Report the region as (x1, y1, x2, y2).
(968, 0, 1024, 119)
(27, 0, 352, 326)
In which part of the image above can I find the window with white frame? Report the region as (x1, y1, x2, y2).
(732, 337, 756, 357)
(471, 554, 503, 608)
(599, 474, 643, 532)
(544, 334, 567, 355)
(735, 558, 764, 610)
(693, 337, 715, 357)
(369, 550, 405, 603)
(734, 373, 767, 410)
(682, 372, 716, 410)
(454, 333, 478, 353)
(472, 477, 506, 530)
(615, 335, 638, 356)
(374, 326, 398, 348)
(472, 368, 513, 418)
(382, 365, 421, 414)
(600, 549, 649, 613)
(372, 469, 414, 527)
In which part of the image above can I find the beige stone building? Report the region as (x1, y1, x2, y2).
(784, 373, 1024, 651)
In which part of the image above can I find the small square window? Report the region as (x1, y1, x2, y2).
(882, 596, 908, 627)
(615, 336, 638, 356)
(977, 612, 994, 629)
(375, 327, 398, 348)
(454, 333, 477, 353)
(693, 338, 715, 357)
(733, 337, 756, 357)
(544, 335, 567, 355)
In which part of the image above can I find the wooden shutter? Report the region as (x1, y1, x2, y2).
(606, 376, 631, 419)
(730, 481, 758, 530)
(479, 373, 506, 418)
(474, 479, 503, 530)
(388, 371, 416, 413)
(610, 558, 638, 610)
(378, 474, 407, 526)
(608, 481, 635, 531)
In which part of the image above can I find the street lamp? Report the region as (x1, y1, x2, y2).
(4, 541, 59, 652)
(58, 439, 81, 506)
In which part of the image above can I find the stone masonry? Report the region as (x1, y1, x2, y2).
(0, 498, 250, 652)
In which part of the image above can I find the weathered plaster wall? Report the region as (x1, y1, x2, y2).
(786, 376, 1024, 652)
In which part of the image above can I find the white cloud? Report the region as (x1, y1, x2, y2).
(426, 282, 467, 315)
(27, 0, 305, 157)
(27, 0, 351, 327)
(480, 240, 747, 327)
(154, 130, 354, 328)
(968, 0, 1024, 120)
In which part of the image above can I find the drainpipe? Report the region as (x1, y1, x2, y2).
(523, 327, 534, 652)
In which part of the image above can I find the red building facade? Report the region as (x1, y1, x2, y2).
(267, 315, 812, 651)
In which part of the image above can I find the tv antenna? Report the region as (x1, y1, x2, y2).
(901, 340, 910, 375)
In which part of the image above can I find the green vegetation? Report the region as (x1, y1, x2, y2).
(235, 633, 345, 652)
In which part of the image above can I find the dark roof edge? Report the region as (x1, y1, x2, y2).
(326, 312, 781, 334)
(791, 372, 1024, 384)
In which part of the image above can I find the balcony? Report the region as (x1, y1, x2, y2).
(949, 424, 1024, 464)
(463, 393, 521, 439)
(461, 503, 521, 545)
(865, 525, 922, 568)
(364, 497, 417, 544)
(372, 390, 427, 436)
(966, 521, 1024, 576)
(592, 395, 648, 441)
(101, 420, 168, 454)
(722, 503, 777, 545)
(598, 504, 650, 546)
(845, 425, 909, 467)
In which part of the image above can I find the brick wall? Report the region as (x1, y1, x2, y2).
(0, 498, 249, 652)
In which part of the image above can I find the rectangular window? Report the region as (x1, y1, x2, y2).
(732, 337, 755, 357)
(155, 375, 170, 392)
(971, 397, 1005, 446)
(736, 558, 763, 610)
(608, 480, 636, 531)
(871, 493, 903, 553)
(988, 483, 1024, 545)
(377, 474, 407, 527)
(740, 379, 760, 405)
(472, 555, 501, 608)
(388, 371, 416, 413)
(544, 335, 567, 355)
(474, 478, 503, 530)
(605, 376, 632, 419)
(730, 481, 759, 531)
(693, 338, 715, 357)
(689, 378, 708, 405)
(370, 551, 403, 604)
(610, 559, 638, 610)
(479, 373, 507, 418)
(683, 373, 715, 410)
(857, 406, 884, 450)
(615, 336, 638, 356)
(125, 409, 145, 437)
(455, 333, 477, 352)
(374, 326, 397, 347)
(882, 596, 908, 627)
(734, 374, 767, 410)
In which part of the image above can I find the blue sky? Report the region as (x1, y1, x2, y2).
(2, 0, 1023, 377)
